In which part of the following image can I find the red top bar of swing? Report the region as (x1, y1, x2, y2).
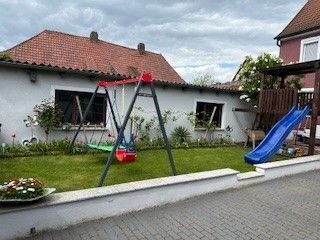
(97, 72, 153, 87)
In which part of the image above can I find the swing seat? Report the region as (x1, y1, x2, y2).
(115, 149, 136, 162)
(87, 143, 114, 152)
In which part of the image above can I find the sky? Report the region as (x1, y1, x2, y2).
(0, 0, 306, 83)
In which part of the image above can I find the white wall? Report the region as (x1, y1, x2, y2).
(0, 66, 254, 144)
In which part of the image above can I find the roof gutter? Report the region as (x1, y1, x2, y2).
(275, 27, 320, 42)
(0, 60, 240, 94)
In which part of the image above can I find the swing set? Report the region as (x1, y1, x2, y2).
(69, 72, 177, 186)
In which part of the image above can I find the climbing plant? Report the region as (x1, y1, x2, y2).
(33, 98, 61, 141)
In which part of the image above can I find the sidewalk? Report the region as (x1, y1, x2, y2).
(23, 170, 320, 240)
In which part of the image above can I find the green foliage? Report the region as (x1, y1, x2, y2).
(171, 126, 191, 147)
(238, 53, 303, 104)
(186, 111, 216, 135)
(286, 75, 303, 90)
(0, 178, 44, 200)
(192, 73, 216, 86)
(0, 139, 77, 156)
(238, 53, 283, 104)
(33, 98, 61, 141)
(132, 107, 180, 141)
(0, 52, 11, 61)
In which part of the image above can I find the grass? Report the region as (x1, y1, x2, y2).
(0, 147, 286, 192)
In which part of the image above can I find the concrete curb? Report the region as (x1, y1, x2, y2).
(1, 155, 320, 239)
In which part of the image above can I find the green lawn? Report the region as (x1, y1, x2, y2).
(0, 147, 286, 192)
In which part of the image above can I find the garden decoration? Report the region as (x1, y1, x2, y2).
(22, 115, 39, 146)
(0, 178, 55, 203)
(225, 125, 233, 143)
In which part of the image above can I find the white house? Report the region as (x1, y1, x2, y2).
(0, 30, 254, 144)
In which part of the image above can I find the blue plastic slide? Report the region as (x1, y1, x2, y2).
(245, 106, 310, 164)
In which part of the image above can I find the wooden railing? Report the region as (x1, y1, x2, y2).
(297, 92, 313, 108)
(257, 89, 315, 131)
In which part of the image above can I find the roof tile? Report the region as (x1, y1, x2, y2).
(6, 30, 185, 83)
(276, 0, 320, 39)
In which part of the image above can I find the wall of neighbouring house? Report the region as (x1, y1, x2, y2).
(0, 65, 254, 145)
(279, 33, 320, 89)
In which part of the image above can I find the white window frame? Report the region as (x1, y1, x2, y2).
(193, 99, 226, 130)
(299, 36, 320, 62)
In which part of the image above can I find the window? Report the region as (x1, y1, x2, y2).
(195, 101, 223, 128)
(300, 36, 320, 62)
(55, 90, 106, 125)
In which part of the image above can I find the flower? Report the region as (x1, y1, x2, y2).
(0, 178, 44, 200)
(107, 133, 114, 138)
(240, 94, 248, 100)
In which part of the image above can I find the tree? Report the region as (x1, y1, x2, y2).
(33, 98, 61, 141)
(192, 73, 216, 86)
(238, 53, 302, 104)
(0, 52, 11, 61)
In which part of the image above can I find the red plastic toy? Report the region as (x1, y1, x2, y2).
(115, 148, 137, 163)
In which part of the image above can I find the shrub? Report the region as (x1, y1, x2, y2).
(33, 98, 61, 141)
(238, 53, 283, 104)
(171, 126, 191, 146)
(0, 139, 79, 156)
(238, 53, 303, 105)
(0, 52, 11, 61)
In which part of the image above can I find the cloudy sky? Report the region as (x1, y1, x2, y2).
(0, 0, 306, 83)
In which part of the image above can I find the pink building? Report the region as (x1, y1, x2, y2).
(275, 0, 320, 90)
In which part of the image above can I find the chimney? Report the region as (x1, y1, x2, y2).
(90, 31, 99, 42)
(137, 43, 145, 55)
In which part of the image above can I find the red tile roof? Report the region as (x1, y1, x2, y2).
(5, 30, 185, 83)
(212, 81, 242, 91)
(276, 0, 320, 40)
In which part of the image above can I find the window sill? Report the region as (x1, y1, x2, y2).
(194, 127, 224, 131)
(54, 126, 108, 131)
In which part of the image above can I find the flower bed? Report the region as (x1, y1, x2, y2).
(0, 178, 44, 200)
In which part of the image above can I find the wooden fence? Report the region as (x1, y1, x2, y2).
(258, 88, 300, 131)
(241, 88, 313, 131)
(259, 88, 298, 115)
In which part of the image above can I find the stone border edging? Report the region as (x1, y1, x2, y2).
(1, 155, 320, 239)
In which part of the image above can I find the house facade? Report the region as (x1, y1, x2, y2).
(276, 0, 320, 90)
(0, 30, 254, 144)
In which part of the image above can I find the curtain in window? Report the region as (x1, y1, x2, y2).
(303, 41, 318, 62)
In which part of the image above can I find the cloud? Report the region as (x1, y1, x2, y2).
(0, 0, 306, 82)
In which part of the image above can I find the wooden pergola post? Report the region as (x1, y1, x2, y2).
(308, 63, 320, 155)
(258, 73, 265, 111)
